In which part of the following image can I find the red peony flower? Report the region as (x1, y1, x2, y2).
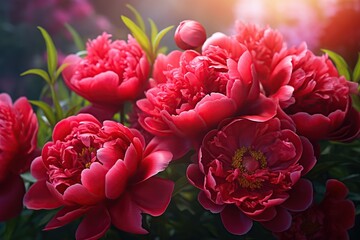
(62, 32, 150, 114)
(264, 43, 360, 141)
(276, 179, 355, 239)
(235, 22, 285, 81)
(24, 114, 175, 239)
(137, 43, 276, 141)
(187, 117, 316, 235)
(0, 93, 38, 221)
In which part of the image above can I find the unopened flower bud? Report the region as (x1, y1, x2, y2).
(174, 20, 206, 50)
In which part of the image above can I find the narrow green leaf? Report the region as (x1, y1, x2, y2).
(126, 4, 146, 32)
(38, 26, 58, 82)
(29, 100, 56, 127)
(322, 49, 351, 80)
(148, 18, 158, 45)
(153, 25, 174, 54)
(351, 95, 360, 112)
(121, 15, 151, 56)
(64, 23, 85, 51)
(55, 62, 69, 80)
(352, 53, 360, 82)
(20, 68, 51, 84)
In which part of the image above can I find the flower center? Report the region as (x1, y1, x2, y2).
(232, 146, 267, 189)
(232, 147, 267, 173)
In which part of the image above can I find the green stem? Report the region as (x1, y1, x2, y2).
(49, 84, 63, 123)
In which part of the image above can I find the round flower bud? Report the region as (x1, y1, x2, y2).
(174, 20, 207, 50)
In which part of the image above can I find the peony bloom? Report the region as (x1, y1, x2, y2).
(174, 20, 207, 50)
(24, 114, 174, 239)
(0, 93, 38, 221)
(137, 45, 276, 141)
(275, 179, 355, 239)
(187, 117, 316, 235)
(62, 33, 150, 115)
(264, 43, 360, 141)
(234, 22, 285, 81)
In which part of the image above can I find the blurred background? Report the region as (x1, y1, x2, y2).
(1, 0, 359, 100)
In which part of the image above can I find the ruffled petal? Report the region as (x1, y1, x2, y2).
(198, 191, 224, 213)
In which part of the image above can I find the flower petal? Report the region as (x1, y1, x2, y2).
(109, 193, 148, 234)
(186, 164, 205, 189)
(24, 181, 63, 210)
(261, 207, 292, 232)
(63, 184, 101, 205)
(45, 206, 90, 230)
(198, 191, 224, 213)
(282, 178, 313, 212)
(81, 162, 107, 197)
(131, 177, 174, 216)
(105, 160, 128, 199)
(76, 204, 111, 240)
(135, 150, 173, 182)
(220, 205, 253, 235)
(0, 174, 25, 221)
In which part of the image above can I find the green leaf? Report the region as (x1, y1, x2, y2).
(121, 15, 151, 56)
(322, 49, 351, 80)
(351, 95, 360, 112)
(352, 53, 360, 82)
(153, 25, 174, 54)
(29, 100, 56, 127)
(64, 23, 85, 51)
(148, 18, 158, 44)
(20, 68, 51, 84)
(126, 4, 146, 32)
(37, 26, 58, 82)
(55, 62, 69, 81)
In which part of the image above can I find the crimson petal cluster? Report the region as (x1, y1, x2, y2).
(187, 117, 316, 235)
(62, 33, 150, 116)
(24, 114, 174, 239)
(0, 93, 38, 221)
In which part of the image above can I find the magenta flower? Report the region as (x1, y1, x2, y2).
(62, 33, 150, 113)
(0, 93, 38, 221)
(174, 20, 207, 50)
(137, 46, 276, 141)
(276, 179, 355, 239)
(24, 114, 174, 239)
(187, 117, 316, 235)
(235, 22, 286, 81)
(265, 44, 360, 141)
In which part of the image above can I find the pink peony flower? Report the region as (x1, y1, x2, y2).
(174, 20, 207, 50)
(187, 117, 316, 235)
(0, 93, 38, 221)
(275, 179, 355, 239)
(234, 22, 286, 81)
(62, 33, 150, 114)
(265, 43, 360, 141)
(137, 45, 276, 141)
(24, 114, 175, 239)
